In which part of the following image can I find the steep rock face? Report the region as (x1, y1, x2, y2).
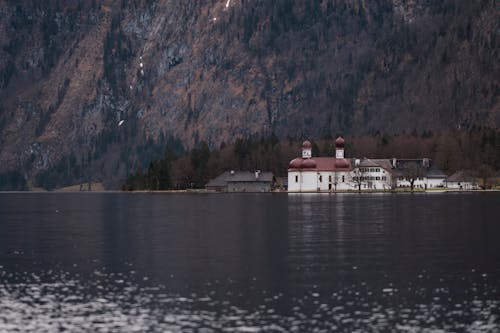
(0, 0, 498, 187)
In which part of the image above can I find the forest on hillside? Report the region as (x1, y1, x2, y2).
(0, 0, 497, 190)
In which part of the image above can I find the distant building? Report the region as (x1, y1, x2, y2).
(288, 137, 447, 192)
(206, 171, 274, 192)
(352, 158, 394, 191)
(392, 159, 447, 189)
(447, 170, 478, 190)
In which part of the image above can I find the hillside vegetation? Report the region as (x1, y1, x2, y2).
(0, 0, 497, 189)
(120, 129, 500, 191)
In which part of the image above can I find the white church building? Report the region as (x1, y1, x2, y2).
(288, 137, 446, 192)
(288, 137, 380, 192)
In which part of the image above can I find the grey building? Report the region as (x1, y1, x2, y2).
(206, 171, 274, 192)
(447, 170, 478, 190)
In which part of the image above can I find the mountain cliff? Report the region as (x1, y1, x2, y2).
(0, 0, 498, 188)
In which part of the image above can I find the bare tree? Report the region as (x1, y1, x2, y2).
(351, 166, 367, 192)
(475, 164, 494, 190)
(402, 163, 425, 192)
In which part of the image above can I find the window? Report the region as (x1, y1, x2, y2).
(376, 177, 380, 180)
(319, 175, 323, 182)
(382, 176, 387, 181)
(329, 175, 332, 182)
(376, 168, 380, 172)
(295, 175, 298, 183)
(342, 175, 345, 182)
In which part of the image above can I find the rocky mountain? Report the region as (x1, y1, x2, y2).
(0, 0, 498, 189)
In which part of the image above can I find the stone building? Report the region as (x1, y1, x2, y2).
(206, 171, 274, 192)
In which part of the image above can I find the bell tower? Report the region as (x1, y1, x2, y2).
(335, 137, 345, 159)
(302, 140, 312, 159)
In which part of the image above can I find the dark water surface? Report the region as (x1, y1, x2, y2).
(0, 192, 499, 332)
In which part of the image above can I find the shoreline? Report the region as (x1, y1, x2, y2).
(1, 189, 500, 194)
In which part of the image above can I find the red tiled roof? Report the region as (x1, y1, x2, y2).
(288, 157, 352, 171)
(289, 158, 303, 168)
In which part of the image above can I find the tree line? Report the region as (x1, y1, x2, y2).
(123, 128, 500, 191)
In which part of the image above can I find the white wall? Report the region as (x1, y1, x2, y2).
(316, 171, 352, 191)
(287, 171, 319, 192)
(396, 177, 446, 189)
(288, 170, 392, 192)
(301, 172, 318, 192)
(350, 168, 393, 191)
(289, 166, 452, 192)
(288, 172, 300, 192)
(427, 178, 446, 188)
(448, 181, 477, 190)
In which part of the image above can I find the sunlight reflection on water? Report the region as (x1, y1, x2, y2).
(1, 268, 499, 332)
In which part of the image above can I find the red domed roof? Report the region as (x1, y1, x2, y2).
(302, 140, 312, 149)
(335, 158, 350, 168)
(289, 158, 303, 169)
(335, 137, 345, 148)
(301, 158, 317, 168)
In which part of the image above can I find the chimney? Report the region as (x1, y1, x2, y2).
(255, 170, 261, 179)
(392, 158, 397, 168)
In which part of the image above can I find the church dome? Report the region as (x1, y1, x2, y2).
(302, 140, 312, 149)
(301, 158, 317, 168)
(289, 158, 303, 169)
(335, 158, 349, 168)
(335, 136, 345, 148)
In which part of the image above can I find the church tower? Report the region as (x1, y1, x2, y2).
(335, 137, 345, 159)
(302, 140, 312, 158)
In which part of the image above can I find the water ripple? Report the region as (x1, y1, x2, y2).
(1, 269, 499, 332)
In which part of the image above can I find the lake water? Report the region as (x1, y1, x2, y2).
(0, 192, 499, 332)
